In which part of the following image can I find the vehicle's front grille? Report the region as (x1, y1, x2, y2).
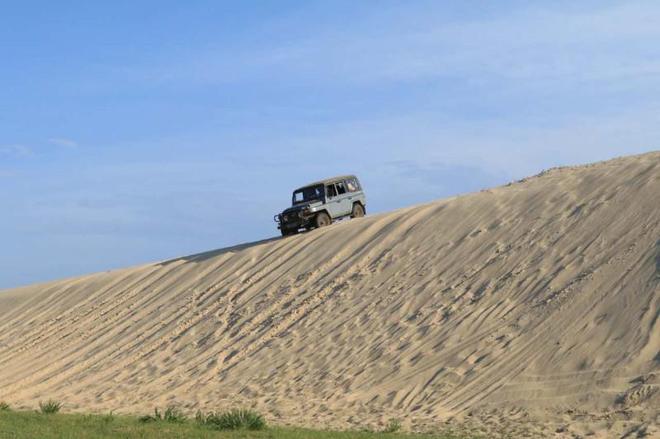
(282, 211, 300, 222)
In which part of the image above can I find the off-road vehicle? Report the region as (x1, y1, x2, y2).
(274, 175, 366, 236)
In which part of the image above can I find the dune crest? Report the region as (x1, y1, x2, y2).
(1, 152, 659, 437)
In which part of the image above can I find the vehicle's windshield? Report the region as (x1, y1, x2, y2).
(292, 184, 324, 205)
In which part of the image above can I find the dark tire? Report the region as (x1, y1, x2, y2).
(315, 212, 331, 228)
(351, 203, 365, 218)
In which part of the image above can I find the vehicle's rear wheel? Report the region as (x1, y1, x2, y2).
(315, 212, 331, 228)
(351, 203, 365, 218)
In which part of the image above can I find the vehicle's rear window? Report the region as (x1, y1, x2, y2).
(346, 178, 360, 192)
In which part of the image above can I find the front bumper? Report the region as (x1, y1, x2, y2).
(274, 209, 314, 230)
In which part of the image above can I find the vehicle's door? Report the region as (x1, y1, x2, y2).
(334, 181, 353, 216)
(325, 183, 342, 218)
(346, 177, 365, 208)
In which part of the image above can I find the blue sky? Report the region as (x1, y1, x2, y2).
(1, 1, 659, 289)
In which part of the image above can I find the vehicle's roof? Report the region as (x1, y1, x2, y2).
(295, 175, 357, 191)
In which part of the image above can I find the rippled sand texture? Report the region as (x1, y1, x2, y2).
(1, 152, 658, 437)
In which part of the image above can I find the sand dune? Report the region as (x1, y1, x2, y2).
(1, 152, 658, 437)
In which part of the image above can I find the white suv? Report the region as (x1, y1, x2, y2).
(274, 175, 366, 236)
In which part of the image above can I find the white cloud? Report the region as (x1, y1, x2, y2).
(0, 145, 33, 158)
(48, 138, 78, 148)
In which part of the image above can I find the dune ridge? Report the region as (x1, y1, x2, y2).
(1, 152, 659, 437)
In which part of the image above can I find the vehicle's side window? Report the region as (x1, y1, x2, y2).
(336, 181, 347, 195)
(346, 178, 358, 192)
(326, 184, 337, 198)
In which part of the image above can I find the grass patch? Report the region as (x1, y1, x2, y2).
(0, 408, 479, 438)
(139, 406, 187, 423)
(384, 419, 401, 433)
(196, 408, 266, 430)
(38, 399, 62, 414)
(0, 401, 10, 411)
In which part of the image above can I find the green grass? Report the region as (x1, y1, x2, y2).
(38, 400, 62, 414)
(139, 406, 187, 424)
(0, 410, 477, 439)
(383, 419, 401, 433)
(197, 409, 266, 430)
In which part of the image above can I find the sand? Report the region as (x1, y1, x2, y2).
(1, 152, 658, 438)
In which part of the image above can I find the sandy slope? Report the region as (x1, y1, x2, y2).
(1, 152, 658, 437)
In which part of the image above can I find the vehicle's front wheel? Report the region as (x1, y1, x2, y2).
(351, 203, 365, 218)
(315, 212, 331, 228)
